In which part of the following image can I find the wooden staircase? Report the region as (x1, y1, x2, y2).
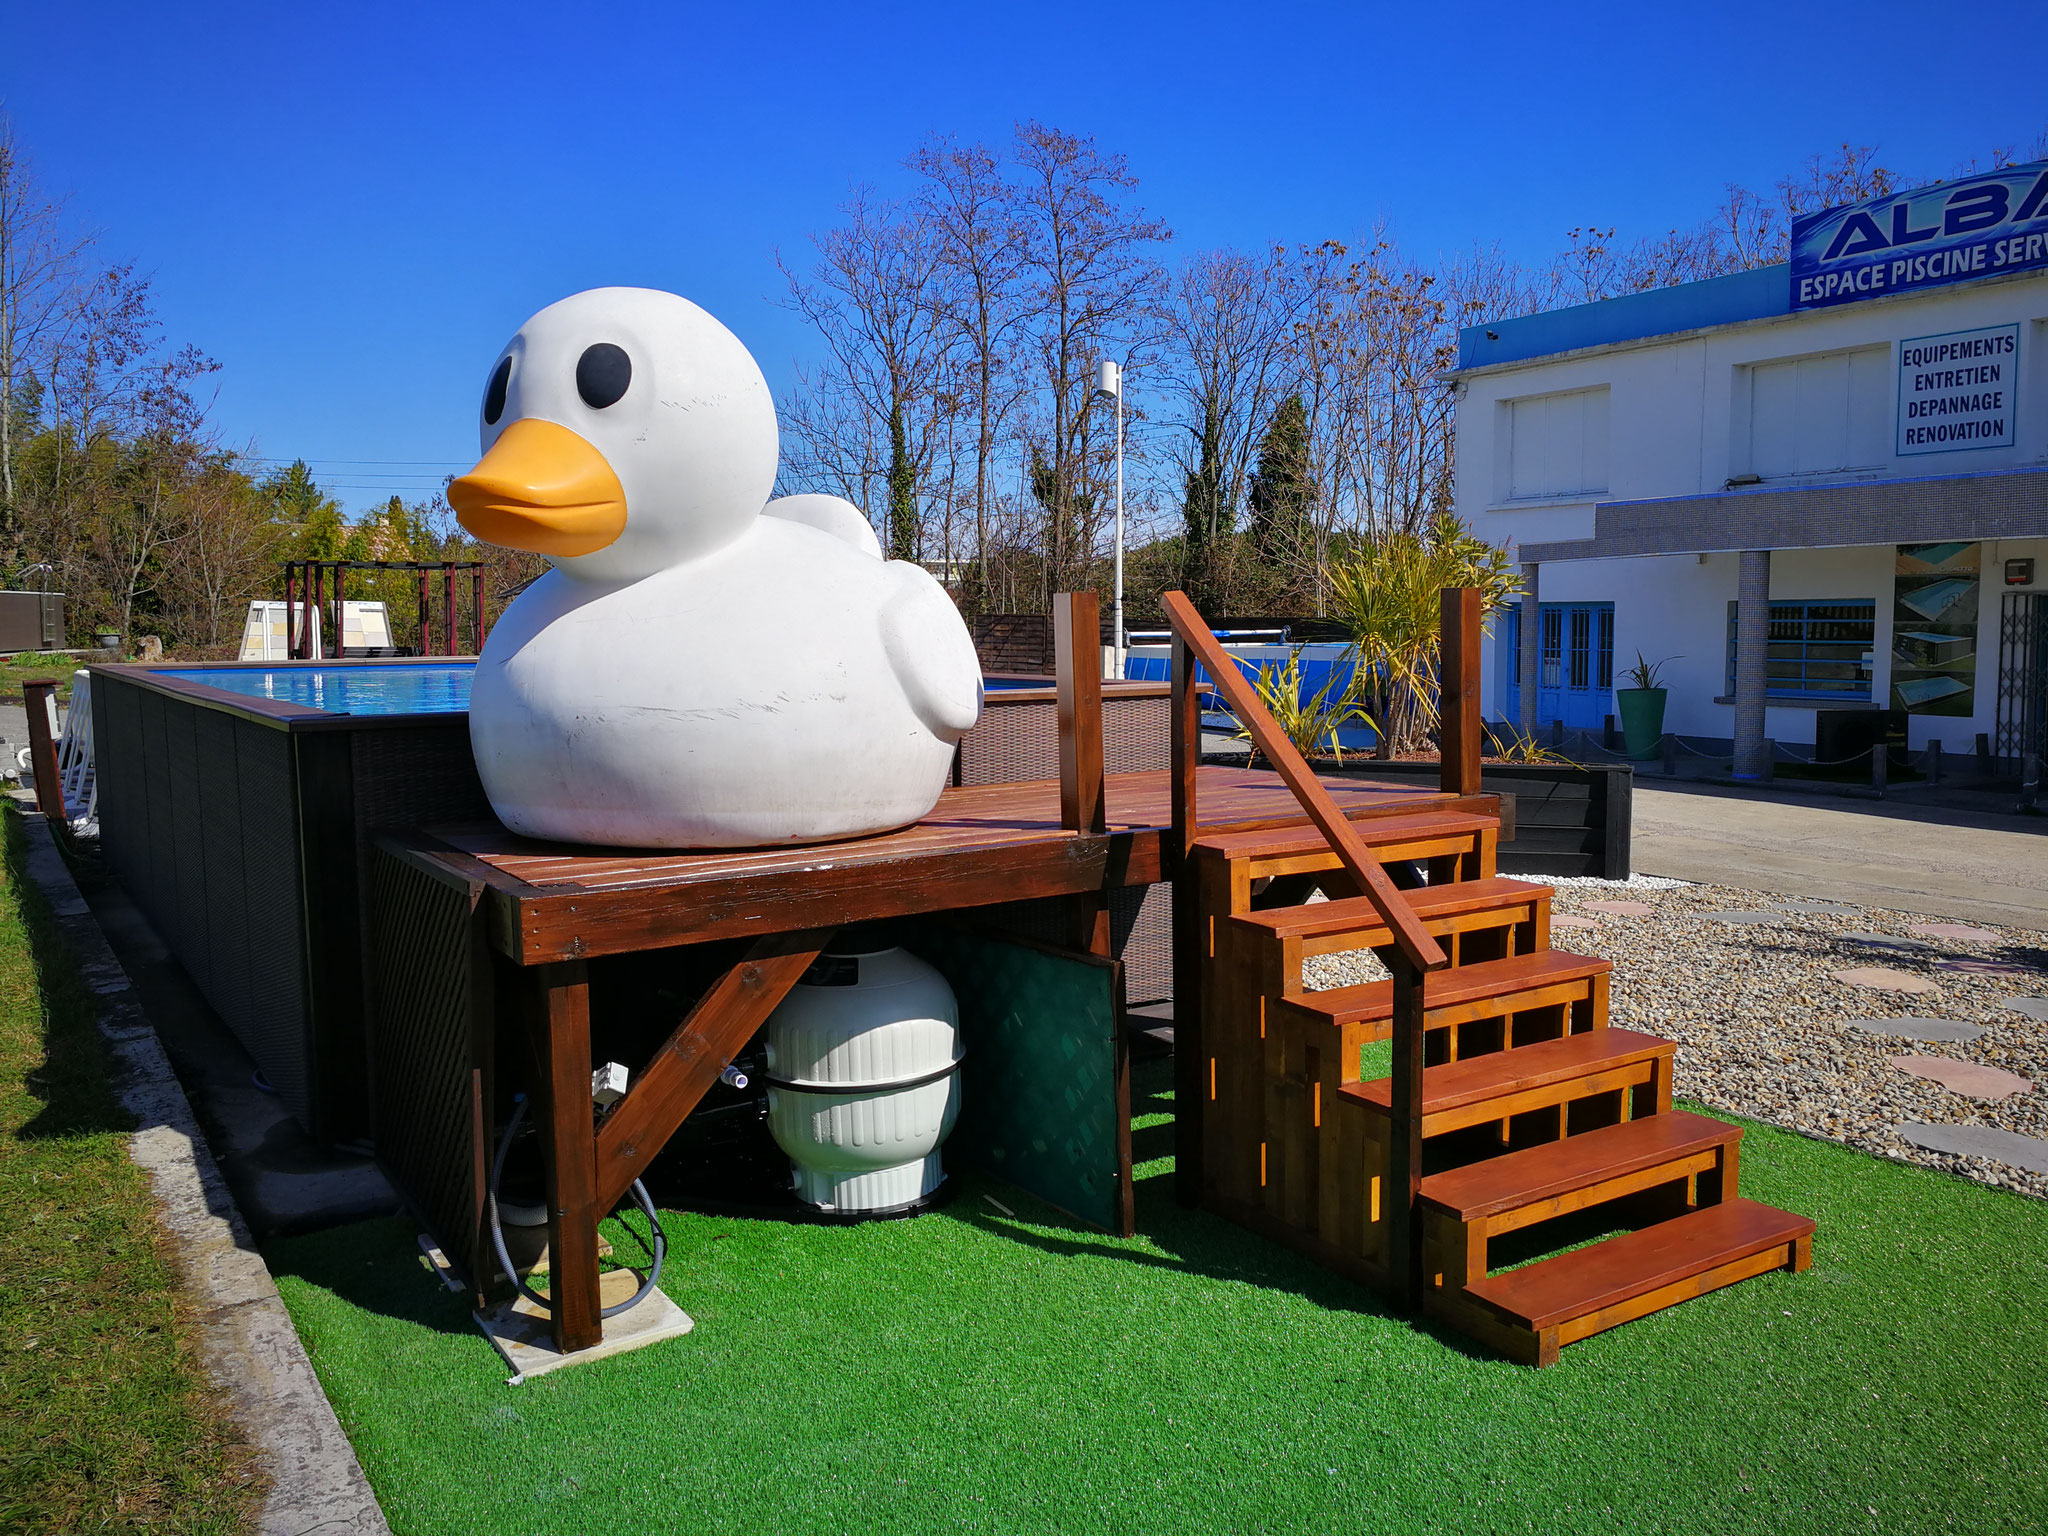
(1163, 588, 1813, 1366)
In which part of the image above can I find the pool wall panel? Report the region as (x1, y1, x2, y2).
(95, 668, 489, 1145)
(956, 690, 1175, 1004)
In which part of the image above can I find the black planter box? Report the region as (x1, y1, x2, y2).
(1310, 759, 1633, 880)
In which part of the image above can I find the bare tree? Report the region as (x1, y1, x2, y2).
(0, 114, 96, 555)
(778, 189, 958, 559)
(909, 137, 1027, 613)
(1157, 246, 1304, 610)
(1011, 121, 1169, 601)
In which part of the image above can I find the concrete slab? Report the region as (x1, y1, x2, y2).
(1886, 1055, 2033, 1100)
(1897, 1122, 2048, 1175)
(1773, 899, 1862, 915)
(1840, 932, 1934, 951)
(2006, 998, 2048, 1021)
(1831, 966, 1938, 995)
(1550, 914, 1600, 931)
(1907, 921, 2001, 942)
(475, 1267, 694, 1385)
(1583, 900, 1653, 917)
(1844, 1016, 1986, 1043)
(1937, 959, 2039, 978)
(1633, 780, 2048, 928)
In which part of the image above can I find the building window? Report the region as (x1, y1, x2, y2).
(1507, 386, 1609, 499)
(1742, 348, 1888, 478)
(1725, 600, 1876, 700)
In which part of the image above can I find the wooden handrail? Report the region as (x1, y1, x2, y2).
(1161, 591, 1447, 973)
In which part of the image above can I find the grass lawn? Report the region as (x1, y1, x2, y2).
(0, 654, 88, 709)
(269, 1062, 2048, 1536)
(0, 808, 260, 1531)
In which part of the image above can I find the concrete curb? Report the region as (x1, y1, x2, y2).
(15, 805, 390, 1536)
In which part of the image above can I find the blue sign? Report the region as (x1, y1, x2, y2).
(1791, 160, 2048, 311)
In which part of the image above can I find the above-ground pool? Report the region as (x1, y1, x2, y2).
(159, 662, 475, 715)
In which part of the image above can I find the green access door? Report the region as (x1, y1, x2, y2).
(908, 922, 1131, 1235)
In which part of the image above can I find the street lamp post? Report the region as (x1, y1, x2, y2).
(1094, 359, 1125, 679)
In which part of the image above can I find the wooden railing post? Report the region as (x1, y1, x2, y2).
(1169, 616, 1205, 1205)
(1440, 587, 1482, 798)
(1054, 591, 1107, 836)
(1054, 591, 1111, 957)
(1162, 591, 1447, 974)
(23, 680, 65, 822)
(1388, 955, 1426, 1308)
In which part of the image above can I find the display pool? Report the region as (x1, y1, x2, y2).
(160, 663, 475, 715)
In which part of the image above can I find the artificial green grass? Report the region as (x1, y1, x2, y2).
(269, 1066, 2048, 1536)
(0, 808, 260, 1531)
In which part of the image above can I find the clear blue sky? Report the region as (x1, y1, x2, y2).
(5, 1, 2045, 511)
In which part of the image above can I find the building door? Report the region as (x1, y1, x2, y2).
(1504, 603, 1615, 730)
(1996, 592, 2047, 767)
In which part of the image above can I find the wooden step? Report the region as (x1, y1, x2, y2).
(1277, 949, 1609, 1054)
(1339, 1025, 1672, 1137)
(1420, 1110, 1740, 1225)
(1194, 811, 1497, 883)
(1452, 1197, 1815, 1365)
(1230, 876, 1550, 960)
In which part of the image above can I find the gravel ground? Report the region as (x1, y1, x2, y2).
(1300, 877, 2048, 1200)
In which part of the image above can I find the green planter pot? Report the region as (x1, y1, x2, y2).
(1614, 687, 1667, 761)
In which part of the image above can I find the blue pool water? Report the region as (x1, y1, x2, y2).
(161, 666, 1076, 716)
(163, 664, 476, 716)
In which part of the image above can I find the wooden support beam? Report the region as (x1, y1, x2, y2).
(522, 960, 603, 1353)
(594, 928, 831, 1211)
(1440, 587, 1482, 799)
(22, 680, 64, 822)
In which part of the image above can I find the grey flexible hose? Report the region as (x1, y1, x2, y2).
(486, 1094, 667, 1321)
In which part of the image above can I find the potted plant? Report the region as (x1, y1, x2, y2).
(1615, 652, 1677, 761)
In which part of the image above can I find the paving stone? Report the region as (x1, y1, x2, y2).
(1702, 909, 1781, 926)
(1830, 966, 1938, 994)
(1887, 1055, 2033, 1100)
(1550, 914, 1599, 931)
(1844, 1016, 1986, 1043)
(1773, 899, 1861, 915)
(1841, 931, 1934, 951)
(1582, 900, 1653, 917)
(1907, 921, 2000, 943)
(1897, 1123, 2048, 1175)
(2005, 997, 2048, 1022)
(1937, 959, 2039, 978)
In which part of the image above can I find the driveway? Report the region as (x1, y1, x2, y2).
(1631, 780, 2048, 929)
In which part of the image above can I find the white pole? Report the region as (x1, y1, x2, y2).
(1113, 367, 1125, 680)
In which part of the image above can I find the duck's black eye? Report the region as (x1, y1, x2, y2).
(576, 344, 631, 409)
(483, 356, 511, 426)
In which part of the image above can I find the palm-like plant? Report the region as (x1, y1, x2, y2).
(1323, 515, 1519, 758)
(1230, 648, 1374, 766)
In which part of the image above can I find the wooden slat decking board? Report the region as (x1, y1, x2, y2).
(403, 768, 1495, 964)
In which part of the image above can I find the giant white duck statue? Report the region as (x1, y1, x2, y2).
(448, 287, 983, 848)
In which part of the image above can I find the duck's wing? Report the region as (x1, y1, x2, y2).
(763, 495, 882, 559)
(877, 562, 982, 742)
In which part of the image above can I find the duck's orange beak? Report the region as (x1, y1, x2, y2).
(450, 419, 627, 558)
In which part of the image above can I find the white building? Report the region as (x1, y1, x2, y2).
(1454, 160, 2048, 776)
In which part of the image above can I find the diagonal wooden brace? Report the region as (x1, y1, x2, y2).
(594, 928, 832, 1212)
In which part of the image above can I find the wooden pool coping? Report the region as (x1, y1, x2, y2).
(87, 660, 1170, 731)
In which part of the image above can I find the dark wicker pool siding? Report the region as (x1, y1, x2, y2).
(89, 663, 1176, 1147)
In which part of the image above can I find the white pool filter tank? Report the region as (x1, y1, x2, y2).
(762, 938, 963, 1214)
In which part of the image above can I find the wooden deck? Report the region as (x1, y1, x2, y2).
(401, 766, 1497, 965)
